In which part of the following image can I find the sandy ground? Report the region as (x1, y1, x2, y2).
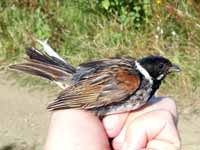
(0, 73, 200, 150)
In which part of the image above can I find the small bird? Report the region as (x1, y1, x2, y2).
(10, 45, 181, 116)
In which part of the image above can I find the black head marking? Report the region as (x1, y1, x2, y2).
(138, 56, 181, 80)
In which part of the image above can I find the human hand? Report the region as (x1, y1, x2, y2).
(103, 97, 181, 150)
(44, 97, 181, 150)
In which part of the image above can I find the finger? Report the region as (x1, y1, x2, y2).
(147, 96, 178, 124)
(45, 109, 110, 150)
(113, 110, 180, 150)
(147, 139, 181, 150)
(103, 112, 129, 138)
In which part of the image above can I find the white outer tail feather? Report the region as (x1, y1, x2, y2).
(36, 39, 66, 63)
(36, 38, 70, 89)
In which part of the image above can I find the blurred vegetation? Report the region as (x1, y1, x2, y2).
(97, 0, 152, 27)
(0, 0, 200, 108)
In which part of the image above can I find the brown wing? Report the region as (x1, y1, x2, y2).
(47, 66, 140, 110)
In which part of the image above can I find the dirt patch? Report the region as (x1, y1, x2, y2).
(0, 73, 199, 150)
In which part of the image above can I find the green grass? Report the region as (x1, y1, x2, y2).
(0, 0, 200, 108)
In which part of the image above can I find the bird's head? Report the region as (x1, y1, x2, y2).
(138, 56, 181, 81)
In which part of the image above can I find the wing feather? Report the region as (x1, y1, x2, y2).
(47, 60, 140, 111)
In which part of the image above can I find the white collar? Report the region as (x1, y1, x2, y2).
(135, 61, 153, 84)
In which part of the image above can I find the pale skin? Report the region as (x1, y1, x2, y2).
(45, 97, 181, 150)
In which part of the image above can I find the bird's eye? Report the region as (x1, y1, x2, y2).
(159, 63, 164, 69)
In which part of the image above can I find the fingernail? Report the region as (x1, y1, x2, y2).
(103, 115, 119, 131)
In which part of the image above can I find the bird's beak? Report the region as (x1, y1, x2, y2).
(168, 64, 181, 73)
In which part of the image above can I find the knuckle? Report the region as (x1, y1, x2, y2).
(164, 97, 177, 109)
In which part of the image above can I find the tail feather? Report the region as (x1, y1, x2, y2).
(9, 47, 76, 83)
(9, 60, 72, 81)
(26, 47, 76, 73)
(35, 39, 66, 63)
